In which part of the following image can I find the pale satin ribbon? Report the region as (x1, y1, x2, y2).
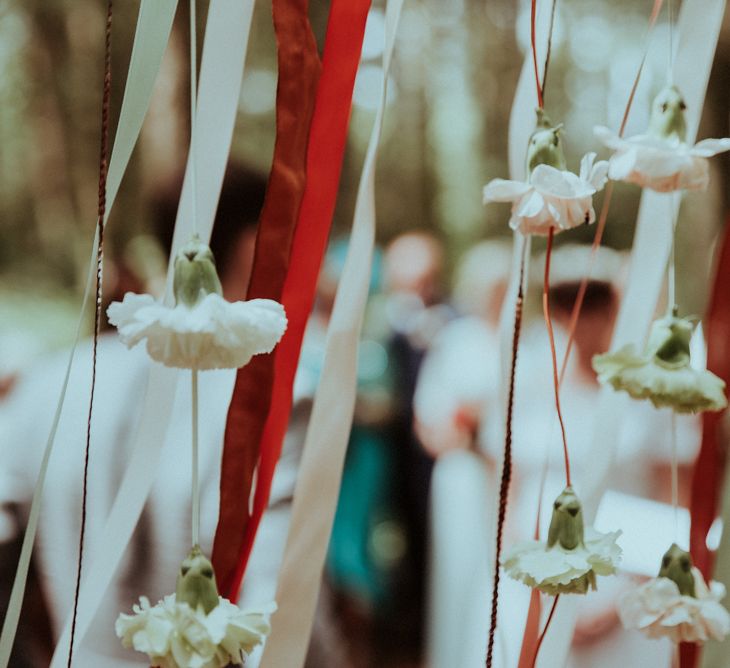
(0, 2, 179, 664)
(424, 4, 547, 665)
(701, 460, 730, 667)
(259, 3, 404, 666)
(539, 0, 727, 665)
(49, 3, 255, 664)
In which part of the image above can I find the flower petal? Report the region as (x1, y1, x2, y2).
(483, 178, 532, 203)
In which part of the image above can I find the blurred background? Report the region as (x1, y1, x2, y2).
(0, 1, 729, 667)
(0, 0, 728, 371)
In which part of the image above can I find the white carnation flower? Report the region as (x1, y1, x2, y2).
(107, 292, 287, 370)
(503, 527, 622, 595)
(594, 126, 730, 193)
(482, 152, 608, 236)
(619, 568, 730, 644)
(115, 594, 274, 668)
(595, 85, 730, 192)
(502, 487, 621, 595)
(593, 346, 726, 414)
(593, 312, 727, 414)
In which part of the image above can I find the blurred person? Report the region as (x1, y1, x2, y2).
(311, 239, 403, 668)
(0, 163, 316, 666)
(413, 239, 512, 457)
(381, 231, 455, 666)
(424, 244, 699, 667)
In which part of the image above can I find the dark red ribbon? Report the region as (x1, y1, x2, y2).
(213, 0, 372, 600)
(212, 0, 321, 596)
(681, 218, 730, 668)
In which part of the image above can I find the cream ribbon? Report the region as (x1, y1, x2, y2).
(0, 2, 179, 664)
(259, 3, 404, 666)
(48, 2, 255, 664)
(539, 0, 727, 665)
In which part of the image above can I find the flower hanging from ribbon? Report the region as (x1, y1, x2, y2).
(592, 311, 727, 414)
(502, 487, 621, 595)
(107, 236, 287, 370)
(483, 110, 609, 236)
(116, 547, 275, 667)
(619, 544, 730, 643)
(594, 85, 730, 192)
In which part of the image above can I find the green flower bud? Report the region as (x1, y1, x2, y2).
(647, 310, 694, 368)
(648, 85, 688, 143)
(658, 543, 696, 597)
(526, 109, 567, 174)
(173, 236, 223, 308)
(547, 486, 585, 551)
(175, 545, 220, 614)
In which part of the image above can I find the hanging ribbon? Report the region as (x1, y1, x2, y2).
(216, 0, 373, 601)
(48, 4, 255, 664)
(699, 241, 730, 668)
(0, 2, 178, 664)
(259, 3, 404, 665)
(212, 0, 321, 597)
(687, 224, 730, 668)
(690, 223, 730, 578)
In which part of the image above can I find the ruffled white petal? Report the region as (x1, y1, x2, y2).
(593, 125, 730, 192)
(482, 178, 532, 202)
(619, 569, 730, 644)
(593, 346, 727, 414)
(692, 138, 730, 158)
(482, 156, 607, 236)
(502, 528, 621, 595)
(116, 594, 275, 668)
(107, 292, 287, 370)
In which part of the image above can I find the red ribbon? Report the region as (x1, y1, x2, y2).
(681, 217, 730, 668)
(213, 0, 372, 600)
(212, 0, 321, 596)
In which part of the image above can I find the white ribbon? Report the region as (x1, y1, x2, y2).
(259, 3, 404, 666)
(48, 2, 255, 664)
(0, 2, 179, 664)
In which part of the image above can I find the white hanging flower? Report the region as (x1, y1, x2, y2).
(594, 85, 730, 192)
(483, 152, 608, 236)
(593, 312, 727, 414)
(594, 127, 730, 193)
(107, 236, 287, 370)
(115, 594, 274, 668)
(117, 546, 275, 667)
(619, 545, 730, 643)
(108, 292, 286, 370)
(502, 487, 622, 595)
(484, 111, 608, 236)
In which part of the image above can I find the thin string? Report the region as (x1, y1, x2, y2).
(558, 0, 664, 383)
(530, 594, 560, 668)
(189, 0, 200, 551)
(68, 2, 113, 665)
(486, 241, 527, 668)
(668, 232, 676, 312)
(540, 0, 558, 105)
(190, 0, 198, 235)
(668, 0, 674, 84)
(530, 0, 544, 109)
(192, 370, 200, 546)
(544, 228, 571, 486)
(671, 412, 679, 540)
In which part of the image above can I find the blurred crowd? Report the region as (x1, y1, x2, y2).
(0, 163, 704, 667)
